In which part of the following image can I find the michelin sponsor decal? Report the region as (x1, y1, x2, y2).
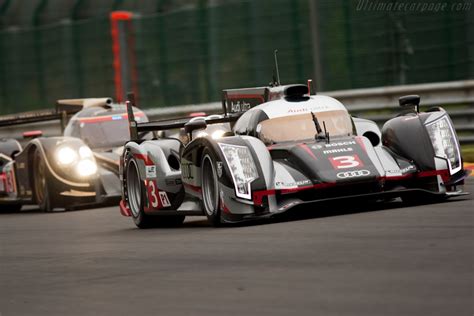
(146, 165, 157, 178)
(275, 179, 312, 189)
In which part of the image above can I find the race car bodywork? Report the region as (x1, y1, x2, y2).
(0, 98, 147, 211)
(120, 84, 469, 228)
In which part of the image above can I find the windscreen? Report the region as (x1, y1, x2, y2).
(257, 111, 353, 145)
(78, 119, 131, 149)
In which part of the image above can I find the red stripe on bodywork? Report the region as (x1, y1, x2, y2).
(253, 189, 276, 206)
(280, 185, 314, 194)
(227, 94, 265, 103)
(299, 143, 317, 160)
(79, 112, 145, 124)
(119, 200, 132, 217)
(133, 153, 154, 166)
(355, 136, 367, 152)
(252, 169, 452, 206)
(253, 182, 338, 206)
(184, 183, 202, 194)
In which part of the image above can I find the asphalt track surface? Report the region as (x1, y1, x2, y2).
(1, 180, 473, 316)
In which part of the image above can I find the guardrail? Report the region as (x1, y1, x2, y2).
(1, 80, 473, 145)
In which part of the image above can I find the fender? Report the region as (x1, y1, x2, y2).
(352, 117, 381, 147)
(181, 135, 275, 209)
(122, 139, 183, 211)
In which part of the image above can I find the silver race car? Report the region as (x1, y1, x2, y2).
(119, 83, 469, 228)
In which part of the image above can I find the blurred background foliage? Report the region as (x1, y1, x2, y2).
(0, 0, 472, 113)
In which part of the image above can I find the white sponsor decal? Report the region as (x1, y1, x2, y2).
(386, 166, 416, 174)
(275, 179, 312, 188)
(146, 165, 157, 178)
(230, 101, 251, 113)
(323, 147, 353, 154)
(325, 141, 356, 148)
(336, 169, 371, 179)
(159, 191, 171, 207)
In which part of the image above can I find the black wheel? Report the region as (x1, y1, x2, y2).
(33, 150, 52, 212)
(125, 155, 184, 229)
(201, 149, 221, 227)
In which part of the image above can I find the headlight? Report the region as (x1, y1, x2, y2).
(212, 130, 226, 139)
(196, 131, 208, 138)
(425, 116, 461, 174)
(76, 159, 97, 177)
(56, 146, 78, 166)
(218, 143, 258, 199)
(79, 146, 93, 158)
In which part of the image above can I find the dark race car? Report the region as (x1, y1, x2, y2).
(119, 83, 470, 228)
(0, 98, 147, 211)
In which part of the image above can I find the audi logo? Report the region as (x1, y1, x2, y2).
(336, 169, 371, 179)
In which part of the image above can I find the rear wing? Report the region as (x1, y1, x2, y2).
(0, 109, 62, 128)
(0, 97, 113, 129)
(56, 98, 113, 114)
(221, 84, 308, 115)
(125, 84, 309, 140)
(125, 94, 240, 140)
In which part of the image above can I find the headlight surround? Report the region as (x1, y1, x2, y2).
(218, 143, 258, 199)
(425, 116, 461, 174)
(56, 146, 78, 166)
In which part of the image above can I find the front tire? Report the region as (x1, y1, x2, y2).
(33, 149, 52, 212)
(201, 150, 221, 227)
(125, 155, 184, 228)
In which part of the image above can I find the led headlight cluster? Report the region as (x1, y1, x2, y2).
(55, 145, 97, 178)
(425, 116, 461, 174)
(218, 143, 258, 199)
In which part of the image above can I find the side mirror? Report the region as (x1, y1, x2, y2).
(399, 95, 420, 113)
(184, 119, 207, 140)
(23, 130, 43, 139)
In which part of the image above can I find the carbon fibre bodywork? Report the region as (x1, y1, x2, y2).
(120, 84, 469, 227)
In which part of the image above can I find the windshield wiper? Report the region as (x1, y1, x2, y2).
(311, 112, 328, 142)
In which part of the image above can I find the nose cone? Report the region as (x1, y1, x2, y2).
(288, 138, 380, 184)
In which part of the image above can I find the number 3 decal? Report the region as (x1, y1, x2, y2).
(147, 180, 159, 208)
(329, 155, 363, 169)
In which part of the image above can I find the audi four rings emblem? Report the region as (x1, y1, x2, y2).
(336, 169, 371, 179)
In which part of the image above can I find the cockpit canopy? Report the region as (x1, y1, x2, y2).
(233, 95, 353, 145)
(64, 105, 147, 149)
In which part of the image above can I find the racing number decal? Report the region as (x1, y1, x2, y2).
(329, 155, 363, 169)
(146, 180, 171, 209)
(159, 191, 171, 207)
(147, 180, 160, 208)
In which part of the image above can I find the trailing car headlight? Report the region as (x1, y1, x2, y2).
(425, 116, 461, 174)
(76, 159, 98, 177)
(79, 146, 93, 159)
(56, 146, 78, 166)
(218, 143, 258, 199)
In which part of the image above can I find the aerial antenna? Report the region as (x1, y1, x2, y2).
(322, 121, 330, 143)
(274, 49, 281, 86)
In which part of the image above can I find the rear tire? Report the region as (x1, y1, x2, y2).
(33, 150, 52, 212)
(125, 155, 184, 229)
(201, 150, 221, 227)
